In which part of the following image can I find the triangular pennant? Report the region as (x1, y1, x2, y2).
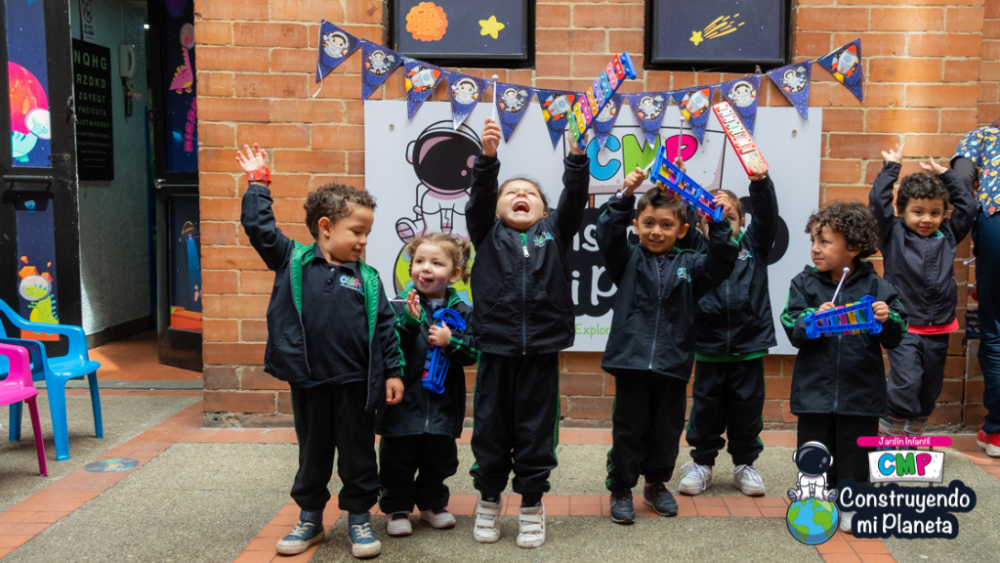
(625, 92, 668, 149)
(592, 93, 624, 151)
(494, 83, 535, 142)
(719, 75, 762, 135)
(316, 21, 360, 83)
(444, 71, 487, 130)
(359, 40, 402, 102)
(537, 89, 579, 148)
(766, 61, 812, 120)
(403, 58, 445, 119)
(818, 39, 863, 103)
(672, 86, 715, 144)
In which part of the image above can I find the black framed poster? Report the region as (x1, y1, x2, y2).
(645, 0, 788, 71)
(72, 39, 114, 181)
(390, 0, 533, 67)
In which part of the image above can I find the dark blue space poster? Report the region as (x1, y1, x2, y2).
(159, 0, 197, 172)
(649, 0, 786, 66)
(168, 196, 202, 332)
(6, 0, 52, 168)
(15, 195, 60, 340)
(392, 0, 529, 61)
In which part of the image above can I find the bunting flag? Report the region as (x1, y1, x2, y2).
(818, 39, 864, 103)
(316, 21, 360, 82)
(537, 89, 579, 148)
(625, 92, 668, 149)
(360, 40, 402, 102)
(719, 75, 762, 135)
(403, 58, 445, 119)
(494, 83, 535, 141)
(443, 71, 487, 129)
(766, 61, 812, 120)
(592, 93, 624, 150)
(672, 86, 714, 144)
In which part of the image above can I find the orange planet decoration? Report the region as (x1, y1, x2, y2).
(7, 62, 48, 135)
(405, 2, 448, 42)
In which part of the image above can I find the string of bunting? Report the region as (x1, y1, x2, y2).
(316, 21, 864, 148)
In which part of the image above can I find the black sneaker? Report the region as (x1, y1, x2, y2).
(609, 490, 635, 524)
(643, 482, 678, 517)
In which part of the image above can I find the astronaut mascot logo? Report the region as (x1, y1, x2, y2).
(785, 441, 841, 545)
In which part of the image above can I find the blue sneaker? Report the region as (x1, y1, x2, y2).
(609, 490, 635, 524)
(643, 482, 678, 516)
(276, 517, 324, 555)
(348, 513, 382, 558)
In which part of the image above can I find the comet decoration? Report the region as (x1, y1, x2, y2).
(689, 14, 745, 46)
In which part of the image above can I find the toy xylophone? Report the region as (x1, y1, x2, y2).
(712, 102, 767, 178)
(647, 144, 726, 222)
(421, 307, 467, 394)
(803, 295, 883, 339)
(567, 52, 637, 149)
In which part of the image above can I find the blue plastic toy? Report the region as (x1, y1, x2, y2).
(648, 145, 726, 223)
(421, 308, 467, 394)
(803, 295, 883, 339)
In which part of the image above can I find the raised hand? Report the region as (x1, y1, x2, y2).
(673, 155, 687, 174)
(749, 162, 769, 181)
(919, 156, 948, 175)
(713, 191, 733, 220)
(481, 118, 502, 157)
(236, 143, 268, 173)
(405, 289, 422, 320)
(622, 166, 648, 196)
(568, 129, 590, 156)
(881, 145, 902, 164)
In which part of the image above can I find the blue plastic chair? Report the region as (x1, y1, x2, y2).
(0, 299, 103, 461)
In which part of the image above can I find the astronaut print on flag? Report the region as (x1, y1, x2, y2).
(394, 120, 482, 243)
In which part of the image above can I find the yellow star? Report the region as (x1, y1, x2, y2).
(479, 15, 505, 40)
(689, 31, 704, 46)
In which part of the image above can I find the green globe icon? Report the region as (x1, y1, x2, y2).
(786, 498, 839, 545)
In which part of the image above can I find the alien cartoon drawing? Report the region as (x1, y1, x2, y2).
(395, 121, 481, 242)
(788, 441, 838, 502)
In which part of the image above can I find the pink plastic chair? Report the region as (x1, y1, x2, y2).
(0, 343, 48, 476)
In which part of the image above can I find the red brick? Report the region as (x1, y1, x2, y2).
(202, 246, 270, 271)
(196, 21, 233, 45)
(824, 185, 870, 205)
(234, 23, 308, 48)
(870, 8, 945, 31)
(573, 3, 645, 28)
(822, 109, 864, 132)
(240, 270, 276, 294)
(241, 320, 270, 343)
(943, 59, 981, 82)
(567, 397, 613, 419)
(271, 197, 308, 224)
(964, 404, 987, 428)
(762, 399, 782, 422)
(906, 84, 979, 108)
(269, 100, 345, 123)
(269, 0, 343, 22)
(194, 0, 268, 20)
(202, 270, 238, 294)
(908, 34, 984, 58)
(820, 160, 863, 184)
(535, 54, 571, 78)
(278, 392, 293, 414)
(867, 109, 940, 133)
(345, 0, 382, 24)
(235, 74, 308, 98)
(940, 109, 980, 132)
(237, 124, 310, 149)
(829, 134, 902, 159)
(199, 123, 235, 147)
(564, 352, 604, 372)
(198, 73, 235, 97)
(966, 379, 985, 402)
(203, 295, 270, 319)
(944, 356, 966, 378)
(902, 134, 963, 158)
(273, 150, 346, 174)
(946, 7, 986, 32)
(203, 343, 266, 365)
(204, 391, 274, 414)
(833, 33, 906, 57)
(196, 46, 270, 72)
(764, 377, 792, 399)
(537, 4, 571, 25)
(199, 98, 271, 123)
(270, 49, 317, 74)
(938, 379, 964, 403)
(795, 32, 833, 58)
(869, 58, 942, 83)
(200, 174, 237, 198)
(200, 197, 240, 221)
(348, 151, 365, 174)
(204, 319, 239, 342)
(537, 29, 606, 53)
(796, 8, 870, 31)
(609, 29, 644, 55)
(782, 401, 798, 423)
(927, 403, 961, 424)
(312, 125, 365, 150)
(242, 366, 289, 390)
(204, 367, 239, 390)
(560, 373, 604, 396)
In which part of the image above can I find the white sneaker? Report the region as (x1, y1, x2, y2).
(473, 497, 502, 543)
(840, 511, 855, 534)
(386, 512, 412, 537)
(516, 503, 545, 549)
(678, 462, 713, 495)
(420, 508, 456, 529)
(732, 464, 766, 497)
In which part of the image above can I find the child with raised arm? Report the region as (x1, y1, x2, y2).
(237, 144, 404, 559)
(680, 162, 778, 498)
(598, 161, 738, 524)
(781, 201, 908, 534)
(869, 147, 975, 441)
(465, 118, 589, 548)
(378, 233, 479, 536)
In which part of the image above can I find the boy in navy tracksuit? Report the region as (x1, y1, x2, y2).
(465, 119, 589, 548)
(869, 147, 975, 440)
(237, 144, 404, 558)
(598, 160, 738, 524)
(680, 162, 778, 498)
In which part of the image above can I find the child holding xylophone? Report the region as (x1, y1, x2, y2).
(780, 201, 908, 535)
(869, 146, 975, 442)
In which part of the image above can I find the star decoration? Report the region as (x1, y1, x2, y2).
(689, 31, 703, 46)
(479, 15, 505, 40)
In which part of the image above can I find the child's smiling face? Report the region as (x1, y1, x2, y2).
(410, 242, 459, 299)
(810, 224, 858, 275)
(902, 197, 946, 237)
(317, 204, 373, 265)
(497, 180, 547, 232)
(633, 206, 689, 256)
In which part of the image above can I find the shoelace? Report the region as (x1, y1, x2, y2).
(290, 522, 316, 537)
(681, 462, 710, 489)
(351, 523, 374, 541)
(732, 464, 762, 484)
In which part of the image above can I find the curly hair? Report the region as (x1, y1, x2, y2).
(896, 173, 949, 215)
(405, 232, 473, 283)
(303, 183, 376, 239)
(636, 186, 688, 224)
(805, 201, 880, 259)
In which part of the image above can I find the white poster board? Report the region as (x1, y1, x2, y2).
(364, 101, 822, 354)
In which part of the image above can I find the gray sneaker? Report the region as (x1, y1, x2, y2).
(643, 482, 678, 516)
(609, 490, 635, 524)
(678, 462, 713, 496)
(732, 464, 766, 497)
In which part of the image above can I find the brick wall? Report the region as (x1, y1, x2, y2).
(197, 0, 990, 429)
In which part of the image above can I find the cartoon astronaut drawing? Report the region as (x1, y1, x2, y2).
(323, 32, 349, 58)
(500, 87, 526, 113)
(636, 95, 662, 120)
(788, 441, 838, 502)
(452, 78, 479, 105)
(395, 121, 481, 242)
(367, 50, 394, 75)
(781, 68, 808, 93)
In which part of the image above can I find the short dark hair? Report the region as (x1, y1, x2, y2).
(636, 187, 688, 224)
(896, 173, 949, 215)
(499, 177, 549, 213)
(805, 201, 880, 259)
(303, 183, 376, 239)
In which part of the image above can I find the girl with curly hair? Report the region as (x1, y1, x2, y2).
(780, 201, 909, 535)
